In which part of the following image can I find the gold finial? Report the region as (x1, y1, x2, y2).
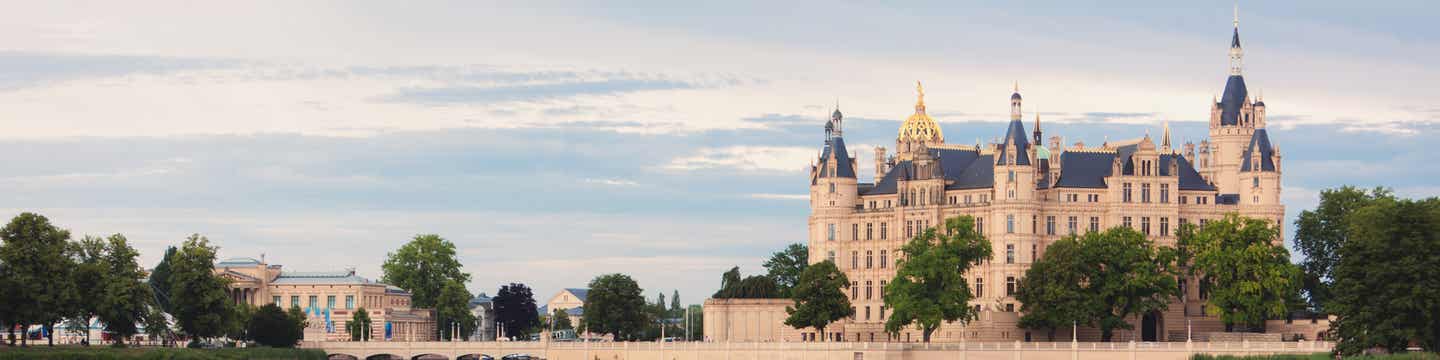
(1233, 3, 1239, 28)
(1013, 81, 1019, 93)
(916, 81, 925, 103)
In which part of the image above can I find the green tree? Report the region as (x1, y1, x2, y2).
(882, 216, 990, 342)
(347, 307, 372, 341)
(94, 234, 154, 346)
(436, 279, 478, 340)
(0, 212, 74, 346)
(670, 290, 681, 317)
(168, 234, 233, 343)
(493, 283, 538, 340)
(1293, 186, 1393, 312)
(1017, 237, 1093, 341)
(286, 306, 308, 342)
(550, 307, 574, 331)
(764, 243, 809, 297)
(1180, 214, 1301, 332)
(248, 304, 301, 347)
(226, 303, 254, 341)
(584, 274, 649, 341)
(147, 246, 178, 314)
(143, 306, 168, 345)
(785, 260, 852, 341)
(1081, 227, 1179, 341)
(712, 267, 782, 299)
(381, 234, 470, 309)
(1330, 197, 1440, 355)
(66, 235, 107, 346)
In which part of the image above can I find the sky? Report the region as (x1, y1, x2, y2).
(2, 1, 1438, 305)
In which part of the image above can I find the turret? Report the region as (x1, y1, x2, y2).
(811, 111, 859, 212)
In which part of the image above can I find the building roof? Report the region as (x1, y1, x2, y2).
(995, 119, 1031, 166)
(272, 270, 376, 286)
(816, 137, 856, 179)
(564, 288, 590, 302)
(1219, 75, 1248, 126)
(1052, 150, 1115, 189)
(1164, 154, 1218, 191)
(217, 257, 262, 266)
(1240, 129, 1276, 172)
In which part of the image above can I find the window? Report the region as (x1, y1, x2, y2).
(291, 296, 300, 308)
(865, 281, 873, 300)
(880, 280, 887, 297)
(866, 223, 873, 240)
(1123, 183, 1133, 202)
(829, 183, 835, 193)
(865, 306, 871, 320)
(1067, 216, 1077, 235)
(1006, 244, 1015, 264)
(981, 194, 988, 202)
(880, 250, 888, 268)
(327, 295, 335, 309)
(1006, 214, 1015, 234)
(1161, 217, 1170, 236)
(1006, 277, 1017, 296)
(880, 305, 887, 320)
(1142, 183, 1151, 203)
(1090, 194, 1100, 202)
(852, 224, 858, 241)
(1046, 216, 1056, 235)
(1180, 195, 1188, 204)
(308, 295, 318, 308)
(827, 224, 836, 241)
(346, 295, 354, 309)
(1090, 217, 1100, 233)
(1008, 170, 1016, 182)
(965, 195, 972, 204)
(880, 223, 888, 240)
(866, 250, 874, 269)
(1006, 303, 1015, 312)
(1123, 216, 1133, 229)
(851, 281, 858, 299)
(977, 217, 985, 234)
(1253, 177, 1260, 188)
(273, 296, 282, 306)
(851, 251, 859, 269)
(1142, 217, 1151, 235)
(906, 221, 913, 238)
(1032, 215, 1037, 234)
(1008, 189, 1015, 199)
(1161, 184, 1170, 203)
(827, 250, 836, 264)
(975, 278, 984, 298)
(1031, 244, 1037, 262)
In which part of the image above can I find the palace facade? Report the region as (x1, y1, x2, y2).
(705, 13, 1321, 344)
(804, 15, 1283, 344)
(215, 257, 437, 341)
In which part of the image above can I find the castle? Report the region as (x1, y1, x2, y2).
(797, 14, 1292, 343)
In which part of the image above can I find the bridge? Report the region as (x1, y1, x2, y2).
(306, 340, 1333, 360)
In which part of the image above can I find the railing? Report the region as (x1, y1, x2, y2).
(307, 340, 1332, 353)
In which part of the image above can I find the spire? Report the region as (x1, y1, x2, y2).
(1033, 107, 1043, 145)
(915, 81, 926, 113)
(1229, 4, 1244, 75)
(1009, 81, 1023, 121)
(1161, 121, 1172, 150)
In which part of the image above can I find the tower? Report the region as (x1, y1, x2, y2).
(896, 81, 944, 160)
(1204, 7, 1266, 195)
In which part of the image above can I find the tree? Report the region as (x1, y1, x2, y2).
(347, 308, 372, 341)
(167, 234, 233, 343)
(882, 215, 990, 342)
(551, 308, 573, 331)
(670, 290, 681, 317)
(1081, 227, 1179, 341)
(1329, 198, 1440, 355)
(95, 234, 154, 346)
(381, 234, 470, 309)
(785, 260, 851, 341)
(143, 306, 168, 345)
(493, 283, 538, 340)
(66, 235, 107, 346)
(584, 274, 649, 341)
(249, 304, 301, 347)
(0, 212, 73, 346)
(226, 303, 254, 342)
(1180, 214, 1302, 333)
(147, 246, 178, 314)
(712, 267, 782, 299)
(764, 243, 809, 297)
(436, 279, 477, 340)
(286, 306, 308, 342)
(1293, 186, 1393, 312)
(1017, 237, 1094, 341)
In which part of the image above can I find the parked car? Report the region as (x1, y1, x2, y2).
(502, 354, 532, 360)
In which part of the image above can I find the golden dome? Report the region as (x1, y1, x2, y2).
(898, 81, 944, 142)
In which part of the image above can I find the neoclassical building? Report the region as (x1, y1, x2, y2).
(215, 257, 437, 341)
(799, 17, 1287, 343)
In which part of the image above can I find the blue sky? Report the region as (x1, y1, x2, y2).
(1, 1, 1437, 304)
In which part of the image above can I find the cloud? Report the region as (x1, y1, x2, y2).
(583, 178, 639, 187)
(379, 79, 697, 105)
(662, 146, 816, 173)
(747, 193, 808, 200)
(0, 51, 245, 91)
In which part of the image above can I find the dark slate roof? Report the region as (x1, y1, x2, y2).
(863, 161, 907, 195)
(952, 153, 995, 189)
(1220, 75, 1248, 126)
(862, 149, 994, 195)
(1036, 158, 1052, 189)
(1217, 194, 1241, 205)
(1231, 27, 1242, 48)
(1163, 154, 1217, 191)
(817, 137, 856, 179)
(1053, 151, 1115, 188)
(995, 119, 1031, 166)
(1240, 129, 1276, 172)
(565, 288, 589, 302)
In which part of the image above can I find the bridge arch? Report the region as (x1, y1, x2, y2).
(457, 354, 493, 360)
(411, 354, 450, 360)
(327, 354, 359, 360)
(365, 354, 403, 360)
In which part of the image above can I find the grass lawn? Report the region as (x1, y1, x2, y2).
(0, 345, 327, 360)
